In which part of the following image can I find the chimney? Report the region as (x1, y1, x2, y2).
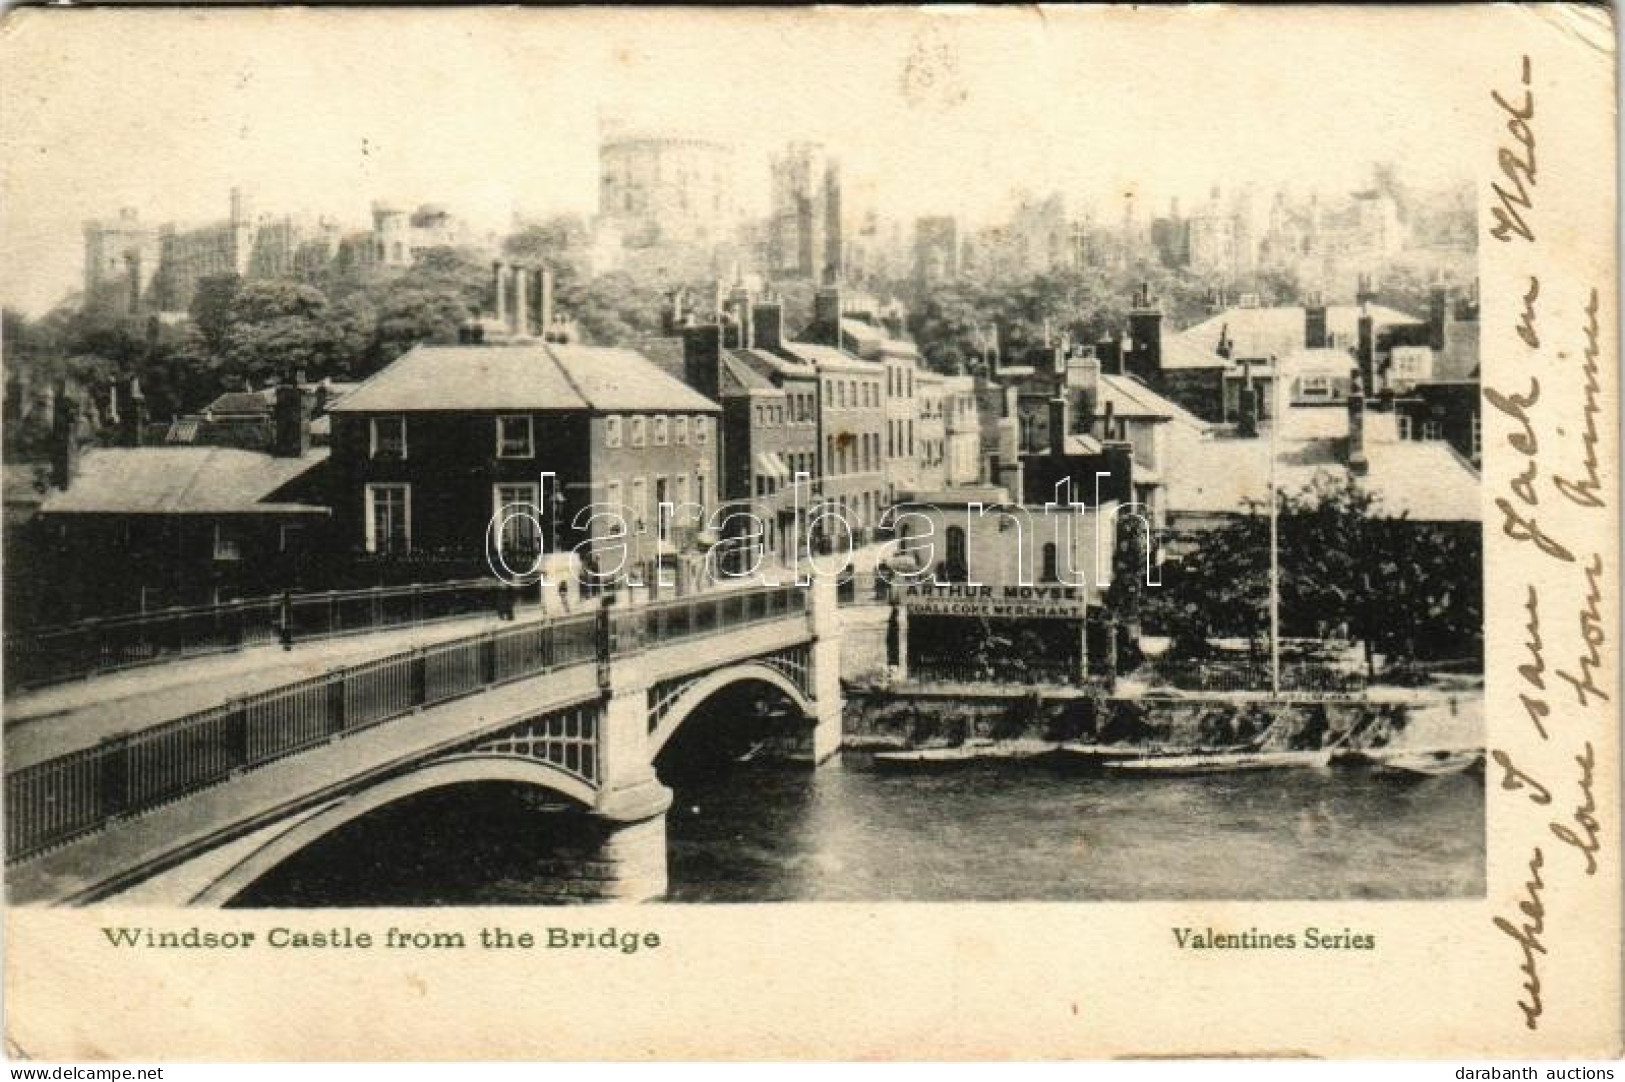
(1096, 334, 1123, 376)
(274, 373, 309, 458)
(1304, 292, 1328, 349)
(1237, 361, 1258, 438)
(1216, 322, 1234, 361)
(1356, 305, 1375, 395)
(752, 296, 786, 352)
(683, 323, 724, 404)
(1100, 399, 1117, 442)
(128, 377, 148, 447)
(1047, 396, 1069, 457)
(491, 261, 508, 329)
(812, 285, 842, 346)
(727, 284, 754, 350)
(1346, 369, 1369, 476)
(1127, 283, 1162, 381)
(1355, 273, 1377, 308)
(1427, 285, 1448, 351)
(50, 381, 77, 490)
(512, 263, 530, 336)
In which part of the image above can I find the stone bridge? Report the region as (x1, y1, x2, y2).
(6, 580, 842, 906)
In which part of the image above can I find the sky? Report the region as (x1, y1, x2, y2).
(0, 6, 1486, 315)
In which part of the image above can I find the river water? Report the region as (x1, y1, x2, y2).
(232, 753, 1484, 906)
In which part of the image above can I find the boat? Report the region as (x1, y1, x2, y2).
(1050, 742, 1230, 771)
(1332, 746, 1484, 777)
(1102, 748, 1332, 775)
(870, 739, 1058, 770)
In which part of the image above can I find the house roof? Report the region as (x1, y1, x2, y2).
(40, 447, 330, 515)
(1096, 374, 1208, 428)
(1174, 304, 1424, 362)
(779, 341, 882, 373)
(1156, 334, 1234, 371)
(720, 352, 779, 396)
(840, 317, 920, 361)
(329, 344, 719, 414)
(1165, 434, 1479, 522)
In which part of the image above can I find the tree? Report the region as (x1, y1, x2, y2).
(218, 280, 353, 386)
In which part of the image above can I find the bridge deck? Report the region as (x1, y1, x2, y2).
(5, 609, 540, 771)
(7, 607, 816, 905)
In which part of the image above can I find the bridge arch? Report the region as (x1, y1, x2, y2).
(191, 755, 597, 906)
(647, 661, 815, 759)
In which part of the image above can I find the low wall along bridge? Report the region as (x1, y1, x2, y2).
(7, 580, 843, 906)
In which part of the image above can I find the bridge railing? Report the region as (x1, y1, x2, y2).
(4, 579, 526, 692)
(611, 584, 807, 654)
(5, 584, 805, 864)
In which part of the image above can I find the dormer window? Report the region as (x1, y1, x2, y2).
(370, 416, 407, 460)
(496, 415, 534, 458)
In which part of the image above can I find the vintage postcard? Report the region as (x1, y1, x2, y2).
(0, 3, 1617, 1063)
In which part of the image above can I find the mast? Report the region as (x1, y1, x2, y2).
(1268, 354, 1281, 695)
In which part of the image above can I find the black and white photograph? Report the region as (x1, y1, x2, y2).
(0, 3, 1616, 1066)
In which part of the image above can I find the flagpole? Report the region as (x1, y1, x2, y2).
(1268, 354, 1281, 696)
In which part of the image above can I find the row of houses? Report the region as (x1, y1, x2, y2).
(15, 278, 1483, 640)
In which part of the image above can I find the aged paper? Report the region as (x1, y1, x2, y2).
(0, 3, 1618, 1061)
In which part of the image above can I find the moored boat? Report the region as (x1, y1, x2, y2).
(1333, 746, 1484, 777)
(870, 739, 1058, 770)
(1102, 748, 1332, 775)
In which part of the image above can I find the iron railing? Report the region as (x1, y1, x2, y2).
(5, 583, 805, 864)
(4, 579, 525, 691)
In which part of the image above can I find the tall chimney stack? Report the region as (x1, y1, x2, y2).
(50, 381, 78, 490)
(1356, 305, 1375, 395)
(683, 323, 724, 404)
(274, 371, 309, 458)
(1346, 368, 1369, 476)
(537, 267, 554, 337)
(1127, 283, 1163, 381)
(513, 263, 530, 337)
(1427, 285, 1448, 351)
(1047, 396, 1069, 457)
(491, 261, 508, 329)
(812, 285, 842, 347)
(752, 296, 786, 353)
(1304, 292, 1328, 349)
(128, 376, 148, 447)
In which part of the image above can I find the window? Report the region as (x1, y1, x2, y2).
(1471, 413, 1482, 458)
(1042, 543, 1059, 583)
(1422, 419, 1443, 441)
(944, 526, 968, 583)
(654, 477, 670, 541)
(630, 416, 646, 447)
(497, 415, 534, 458)
(279, 524, 303, 554)
(630, 478, 647, 532)
(605, 416, 623, 448)
(370, 416, 407, 460)
(675, 416, 689, 445)
(693, 416, 708, 444)
(493, 482, 542, 558)
(653, 416, 668, 446)
(606, 479, 623, 511)
(365, 483, 411, 554)
(1298, 376, 1332, 401)
(1397, 414, 1413, 440)
(213, 523, 242, 561)
(696, 470, 707, 510)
